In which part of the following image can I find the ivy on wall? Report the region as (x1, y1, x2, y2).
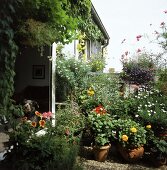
(0, 0, 20, 118)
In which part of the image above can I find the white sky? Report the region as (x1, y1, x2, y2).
(92, 0, 167, 72)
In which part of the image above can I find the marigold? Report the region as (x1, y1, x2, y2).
(31, 121, 37, 127)
(39, 120, 46, 128)
(122, 135, 128, 142)
(146, 124, 151, 129)
(35, 111, 42, 117)
(130, 127, 137, 133)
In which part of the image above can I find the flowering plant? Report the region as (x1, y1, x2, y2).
(135, 87, 167, 129)
(87, 105, 114, 146)
(114, 119, 147, 149)
(21, 111, 52, 132)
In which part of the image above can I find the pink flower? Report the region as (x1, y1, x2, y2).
(42, 111, 52, 119)
(137, 48, 141, 53)
(164, 10, 167, 14)
(136, 35, 142, 41)
(125, 51, 129, 56)
(160, 22, 165, 26)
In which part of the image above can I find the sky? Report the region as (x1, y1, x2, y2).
(92, 0, 167, 72)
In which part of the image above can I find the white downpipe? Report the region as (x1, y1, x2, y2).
(51, 42, 56, 126)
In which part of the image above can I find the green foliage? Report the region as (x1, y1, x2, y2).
(88, 55, 106, 72)
(54, 105, 85, 144)
(56, 57, 91, 101)
(121, 53, 155, 85)
(13, 0, 93, 46)
(113, 119, 147, 149)
(3, 108, 82, 170)
(87, 108, 114, 146)
(4, 132, 80, 170)
(135, 87, 167, 129)
(0, 1, 19, 119)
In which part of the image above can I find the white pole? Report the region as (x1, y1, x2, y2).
(51, 42, 56, 126)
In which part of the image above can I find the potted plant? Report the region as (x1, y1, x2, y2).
(114, 118, 147, 162)
(87, 105, 114, 162)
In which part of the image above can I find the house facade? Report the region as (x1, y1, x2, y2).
(13, 3, 110, 115)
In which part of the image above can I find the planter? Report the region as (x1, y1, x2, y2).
(118, 145, 144, 162)
(93, 144, 111, 162)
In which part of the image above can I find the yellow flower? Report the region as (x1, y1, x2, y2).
(122, 135, 128, 142)
(146, 125, 151, 129)
(130, 127, 137, 133)
(87, 87, 95, 96)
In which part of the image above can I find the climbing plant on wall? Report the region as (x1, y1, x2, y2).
(0, 0, 20, 119)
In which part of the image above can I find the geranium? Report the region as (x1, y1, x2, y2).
(42, 111, 52, 119)
(87, 108, 114, 146)
(94, 105, 106, 115)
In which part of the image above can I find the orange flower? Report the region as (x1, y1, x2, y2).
(39, 120, 46, 128)
(122, 135, 128, 142)
(31, 121, 37, 127)
(35, 111, 42, 117)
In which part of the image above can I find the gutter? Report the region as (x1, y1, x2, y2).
(91, 3, 110, 56)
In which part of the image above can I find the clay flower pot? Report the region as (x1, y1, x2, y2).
(93, 144, 111, 162)
(118, 145, 144, 162)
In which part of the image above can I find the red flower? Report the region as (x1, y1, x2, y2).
(94, 105, 106, 115)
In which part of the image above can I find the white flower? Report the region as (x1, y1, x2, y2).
(135, 114, 139, 118)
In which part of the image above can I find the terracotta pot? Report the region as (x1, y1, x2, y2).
(118, 145, 144, 162)
(93, 144, 111, 162)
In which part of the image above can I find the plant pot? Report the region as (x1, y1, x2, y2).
(93, 144, 111, 162)
(118, 145, 144, 162)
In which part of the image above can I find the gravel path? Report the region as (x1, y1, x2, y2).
(80, 146, 167, 170)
